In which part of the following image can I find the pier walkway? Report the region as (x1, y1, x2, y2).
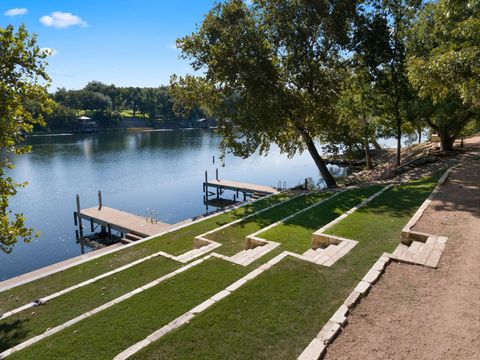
(204, 179, 278, 196)
(77, 206, 173, 238)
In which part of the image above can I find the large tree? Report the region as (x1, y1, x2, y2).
(407, 0, 479, 149)
(171, 0, 358, 188)
(354, 0, 422, 166)
(0, 25, 53, 252)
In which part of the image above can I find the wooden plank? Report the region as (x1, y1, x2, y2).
(205, 179, 278, 195)
(78, 206, 173, 237)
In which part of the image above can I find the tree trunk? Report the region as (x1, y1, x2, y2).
(365, 140, 373, 170)
(371, 138, 382, 150)
(299, 128, 337, 188)
(439, 132, 455, 151)
(395, 115, 402, 167)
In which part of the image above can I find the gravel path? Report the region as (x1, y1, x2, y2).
(325, 145, 480, 359)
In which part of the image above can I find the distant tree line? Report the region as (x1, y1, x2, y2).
(42, 81, 206, 130)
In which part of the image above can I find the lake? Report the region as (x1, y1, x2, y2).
(1, 129, 349, 281)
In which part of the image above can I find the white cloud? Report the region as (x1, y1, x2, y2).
(40, 47, 58, 56)
(40, 12, 88, 29)
(4, 8, 28, 17)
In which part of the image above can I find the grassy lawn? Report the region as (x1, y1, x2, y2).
(261, 185, 383, 253)
(0, 256, 180, 352)
(9, 258, 247, 360)
(129, 174, 441, 359)
(0, 193, 292, 314)
(207, 192, 333, 256)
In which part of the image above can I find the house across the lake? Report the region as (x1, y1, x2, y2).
(74, 116, 98, 133)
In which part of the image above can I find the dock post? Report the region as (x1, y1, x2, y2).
(243, 192, 246, 201)
(76, 195, 84, 237)
(204, 170, 208, 193)
(216, 168, 219, 181)
(304, 178, 308, 190)
(98, 191, 103, 210)
(74, 212, 78, 226)
(107, 224, 112, 238)
(213, 155, 215, 164)
(90, 218, 94, 232)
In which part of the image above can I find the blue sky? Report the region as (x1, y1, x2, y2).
(1, 1, 216, 90)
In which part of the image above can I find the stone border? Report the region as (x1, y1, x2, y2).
(0, 192, 281, 293)
(401, 164, 459, 243)
(192, 192, 309, 255)
(297, 166, 457, 360)
(0, 255, 213, 359)
(249, 185, 393, 267)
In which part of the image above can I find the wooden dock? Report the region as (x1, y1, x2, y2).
(204, 179, 278, 196)
(76, 206, 173, 239)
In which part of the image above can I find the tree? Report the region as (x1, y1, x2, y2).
(335, 67, 380, 169)
(354, 0, 422, 166)
(0, 25, 53, 252)
(407, 0, 479, 149)
(171, 0, 358, 188)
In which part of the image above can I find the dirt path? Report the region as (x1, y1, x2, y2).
(325, 151, 480, 359)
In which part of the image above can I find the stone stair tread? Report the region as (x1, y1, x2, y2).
(408, 241, 424, 254)
(392, 244, 409, 258)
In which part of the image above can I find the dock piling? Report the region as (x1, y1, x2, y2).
(98, 191, 103, 210)
(216, 168, 219, 181)
(76, 195, 84, 237)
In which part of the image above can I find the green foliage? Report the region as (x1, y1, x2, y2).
(354, 0, 422, 165)
(171, 0, 359, 188)
(408, 0, 480, 109)
(0, 24, 54, 252)
(407, 0, 479, 149)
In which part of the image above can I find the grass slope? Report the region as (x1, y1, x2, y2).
(0, 256, 179, 352)
(131, 174, 441, 359)
(207, 192, 332, 256)
(0, 193, 291, 314)
(10, 258, 246, 360)
(261, 185, 383, 253)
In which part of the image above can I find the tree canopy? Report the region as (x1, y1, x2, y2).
(0, 25, 54, 252)
(172, 0, 359, 188)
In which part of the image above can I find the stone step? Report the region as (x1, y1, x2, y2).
(392, 244, 409, 258)
(303, 248, 318, 257)
(125, 233, 143, 241)
(408, 241, 423, 254)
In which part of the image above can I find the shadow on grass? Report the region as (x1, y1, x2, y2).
(0, 319, 29, 352)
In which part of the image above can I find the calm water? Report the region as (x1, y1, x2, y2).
(1, 129, 348, 280)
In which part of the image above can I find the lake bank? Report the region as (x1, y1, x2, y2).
(1, 129, 348, 281)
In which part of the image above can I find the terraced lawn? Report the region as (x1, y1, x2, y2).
(130, 174, 441, 359)
(0, 256, 180, 352)
(207, 192, 333, 256)
(9, 258, 247, 360)
(0, 193, 292, 314)
(261, 185, 383, 253)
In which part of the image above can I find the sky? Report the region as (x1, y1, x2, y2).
(1, 1, 217, 90)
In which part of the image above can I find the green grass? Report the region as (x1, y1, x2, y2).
(261, 185, 383, 253)
(129, 174, 442, 360)
(0, 256, 180, 352)
(207, 192, 333, 256)
(0, 193, 292, 314)
(9, 258, 246, 360)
